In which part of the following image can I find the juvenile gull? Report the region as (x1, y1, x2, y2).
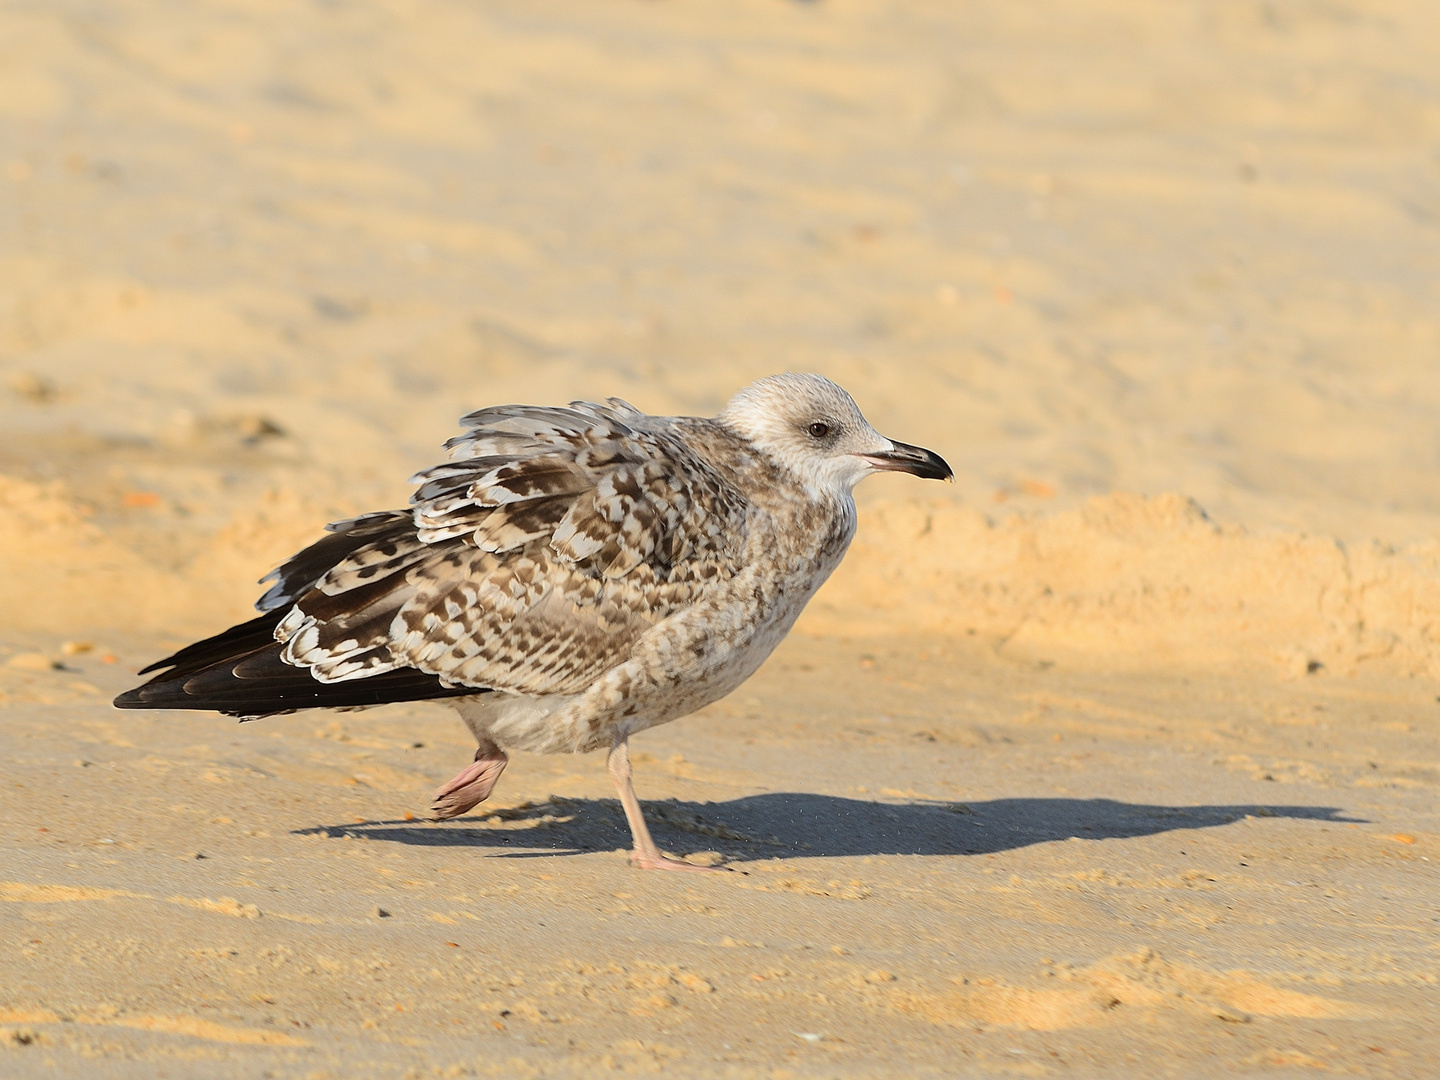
(115, 374, 952, 870)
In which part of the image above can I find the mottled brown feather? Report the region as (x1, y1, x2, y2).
(272, 401, 750, 693)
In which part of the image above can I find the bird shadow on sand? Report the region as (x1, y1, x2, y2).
(295, 794, 1360, 862)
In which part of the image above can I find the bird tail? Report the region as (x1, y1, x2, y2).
(113, 611, 476, 719)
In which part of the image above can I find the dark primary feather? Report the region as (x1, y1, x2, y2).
(117, 509, 475, 716)
(113, 608, 476, 717)
(255, 510, 415, 613)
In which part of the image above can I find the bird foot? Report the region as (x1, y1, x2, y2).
(430, 750, 507, 819)
(628, 852, 731, 872)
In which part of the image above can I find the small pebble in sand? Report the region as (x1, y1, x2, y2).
(9, 371, 56, 402)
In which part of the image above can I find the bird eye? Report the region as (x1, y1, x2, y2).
(806, 421, 831, 439)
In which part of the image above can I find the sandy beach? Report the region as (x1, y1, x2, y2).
(2, 1, 1438, 1076)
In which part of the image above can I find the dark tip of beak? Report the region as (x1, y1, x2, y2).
(861, 440, 954, 482)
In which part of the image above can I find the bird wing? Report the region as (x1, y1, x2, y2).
(271, 399, 750, 696)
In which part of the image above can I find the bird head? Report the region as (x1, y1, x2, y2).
(717, 373, 953, 495)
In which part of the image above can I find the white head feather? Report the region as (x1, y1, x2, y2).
(717, 373, 951, 496)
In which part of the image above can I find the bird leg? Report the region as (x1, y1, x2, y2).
(607, 736, 726, 872)
(430, 740, 508, 819)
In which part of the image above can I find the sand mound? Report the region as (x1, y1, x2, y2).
(0, 474, 320, 638)
(809, 493, 1440, 678)
(893, 948, 1363, 1031)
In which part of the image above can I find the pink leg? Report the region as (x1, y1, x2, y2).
(607, 737, 728, 872)
(430, 742, 508, 819)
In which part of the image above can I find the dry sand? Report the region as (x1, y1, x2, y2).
(2, 1, 1438, 1076)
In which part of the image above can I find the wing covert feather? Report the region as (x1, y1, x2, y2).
(270, 402, 749, 695)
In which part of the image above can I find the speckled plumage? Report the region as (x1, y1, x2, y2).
(116, 374, 952, 870)
(272, 395, 857, 753)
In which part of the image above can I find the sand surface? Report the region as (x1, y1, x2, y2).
(2, 1, 1438, 1076)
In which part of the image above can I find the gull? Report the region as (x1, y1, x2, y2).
(115, 374, 952, 870)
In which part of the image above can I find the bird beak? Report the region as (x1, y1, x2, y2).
(859, 440, 954, 482)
